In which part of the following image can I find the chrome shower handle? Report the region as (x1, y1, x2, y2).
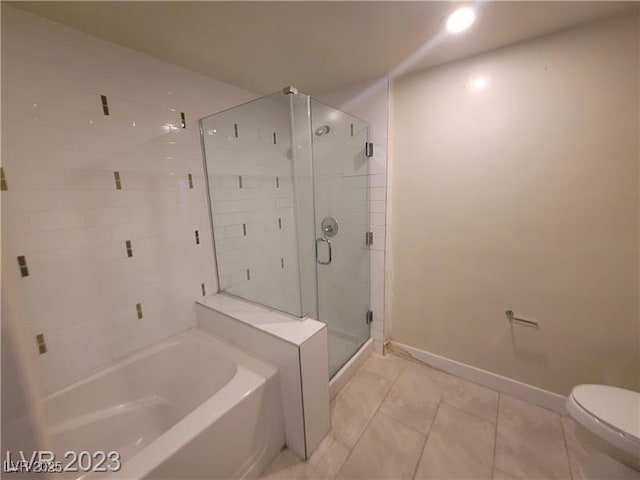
(315, 236, 332, 265)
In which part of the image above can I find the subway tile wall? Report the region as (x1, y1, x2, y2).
(1, 6, 256, 392)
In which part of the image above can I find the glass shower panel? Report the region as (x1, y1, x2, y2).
(310, 99, 371, 377)
(201, 94, 308, 317)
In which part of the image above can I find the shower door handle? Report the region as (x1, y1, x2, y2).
(315, 237, 332, 265)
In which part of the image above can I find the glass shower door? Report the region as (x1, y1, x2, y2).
(310, 99, 371, 377)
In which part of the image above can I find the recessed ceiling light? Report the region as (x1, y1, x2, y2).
(446, 7, 476, 34)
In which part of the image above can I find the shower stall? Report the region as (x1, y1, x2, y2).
(200, 87, 371, 377)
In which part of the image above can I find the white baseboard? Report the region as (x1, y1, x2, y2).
(390, 341, 567, 414)
(329, 339, 373, 399)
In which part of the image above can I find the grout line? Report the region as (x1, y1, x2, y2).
(375, 409, 431, 437)
(334, 359, 405, 478)
(439, 398, 497, 426)
(17, 236, 195, 269)
(360, 359, 429, 478)
(410, 393, 443, 480)
(492, 393, 501, 479)
(296, 345, 308, 460)
(560, 415, 575, 480)
(397, 344, 501, 425)
(328, 433, 351, 452)
(3, 184, 203, 192)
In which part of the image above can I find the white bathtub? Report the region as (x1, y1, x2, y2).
(42, 328, 285, 479)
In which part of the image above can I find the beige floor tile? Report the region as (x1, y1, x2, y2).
(330, 369, 393, 447)
(360, 353, 405, 382)
(407, 359, 457, 389)
(337, 412, 426, 479)
(378, 361, 444, 434)
(562, 416, 589, 480)
(260, 448, 313, 480)
(442, 376, 499, 423)
(493, 468, 519, 479)
(308, 434, 351, 479)
(415, 402, 495, 480)
(495, 395, 571, 479)
(498, 394, 562, 427)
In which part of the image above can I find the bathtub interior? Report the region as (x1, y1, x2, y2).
(41, 329, 277, 467)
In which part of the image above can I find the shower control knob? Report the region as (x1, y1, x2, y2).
(321, 217, 339, 237)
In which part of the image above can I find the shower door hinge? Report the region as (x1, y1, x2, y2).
(365, 142, 374, 157)
(366, 310, 373, 325)
(365, 231, 374, 246)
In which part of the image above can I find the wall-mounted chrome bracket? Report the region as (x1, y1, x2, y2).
(365, 231, 374, 246)
(365, 142, 374, 157)
(366, 310, 373, 325)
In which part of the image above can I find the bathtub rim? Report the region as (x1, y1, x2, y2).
(42, 327, 277, 406)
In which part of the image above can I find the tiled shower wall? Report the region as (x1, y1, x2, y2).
(1, 6, 255, 392)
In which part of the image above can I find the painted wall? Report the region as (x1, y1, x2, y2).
(1, 6, 256, 393)
(389, 13, 640, 395)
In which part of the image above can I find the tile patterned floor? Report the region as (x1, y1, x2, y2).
(260, 353, 589, 480)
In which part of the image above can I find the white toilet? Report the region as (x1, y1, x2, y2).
(566, 384, 640, 479)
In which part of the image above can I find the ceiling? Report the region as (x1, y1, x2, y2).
(10, 1, 638, 95)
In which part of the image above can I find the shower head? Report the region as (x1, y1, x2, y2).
(314, 125, 331, 136)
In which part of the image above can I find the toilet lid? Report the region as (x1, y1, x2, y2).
(572, 385, 640, 441)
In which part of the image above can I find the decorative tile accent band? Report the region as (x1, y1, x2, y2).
(17, 255, 29, 277)
(136, 303, 143, 319)
(188, 173, 194, 189)
(195, 230, 200, 245)
(114, 171, 122, 190)
(36, 334, 47, 354)
(201, 283, 206, 296)
(125, 240, 133, 257)
(101, 95, 109, 116)
(1, 167, 8, 191)
(180, 112, 186, 129)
